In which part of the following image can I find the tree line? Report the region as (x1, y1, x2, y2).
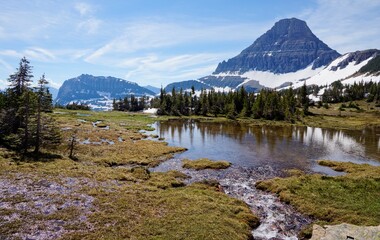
(0, 57, 61, 159)
(112, 95, 148, 112)
(150, 80, 380, 119)
(112, 80, 380, 121)
(321, 80, 380, 104)
(148, 84, 310, 122)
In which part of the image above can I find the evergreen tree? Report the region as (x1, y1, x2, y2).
(32, 74, 60, 156)
(6, 57, 34, 134)
(299, 82, 309, 114)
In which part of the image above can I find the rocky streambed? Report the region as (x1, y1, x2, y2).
(152, 158, 313, 240)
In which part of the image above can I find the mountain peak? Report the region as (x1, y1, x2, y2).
(214, 18, 341, 74)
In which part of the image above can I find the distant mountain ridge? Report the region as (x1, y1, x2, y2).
(143, 85, 161, 94)
(166, 18, 380, 93)
(56, 74, 154, 110)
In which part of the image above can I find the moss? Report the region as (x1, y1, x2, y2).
(256, 160, 380, 226)
(182, 158, 231, 170)
(284, 168, 305, 177)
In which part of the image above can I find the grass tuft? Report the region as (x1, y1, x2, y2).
(182, 158, 231, 170)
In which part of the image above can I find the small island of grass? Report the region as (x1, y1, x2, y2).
(182, 158, 231, 170)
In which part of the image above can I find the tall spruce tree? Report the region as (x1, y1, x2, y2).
(1, 58, 60, 159)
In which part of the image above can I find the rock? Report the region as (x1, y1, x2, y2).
(55, 74, 155, 107)
(310, 223, 380, 240)
(213, 18, 341, 74)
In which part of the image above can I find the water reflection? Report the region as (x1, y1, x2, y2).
(150, 119, 380, 173)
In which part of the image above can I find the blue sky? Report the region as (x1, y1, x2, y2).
(0, 0, 379, 89)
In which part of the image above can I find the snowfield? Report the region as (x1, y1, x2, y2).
(212, 51, 379, 91)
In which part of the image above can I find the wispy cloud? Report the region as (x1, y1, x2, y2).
(0, 50, 20, 58)
(85, 20, 267, 63)
(299, 0, 380, 53)
(74, 2, 95, 16)
(77, 18, 102, 34)
(0, 47, 56, 62)
(0, 58, 13, 72)
(24, 47, 56, 61)
(117, 52, 231, 86)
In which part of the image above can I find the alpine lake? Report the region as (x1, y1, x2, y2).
(147, 119, 380, 239)
(148, 119, 380, 173)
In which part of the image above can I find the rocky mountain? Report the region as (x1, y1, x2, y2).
(48, 86, 59, 100)
(292, 49, 380, 89)
(56, 74, 155, 110)
(143, 85, 161, 94)
(214, 18, 340, 74)
(165, 80, 212, 92)
(165, 18, 380, 93)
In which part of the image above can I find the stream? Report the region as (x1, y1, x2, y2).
(147, 119, 380, 239)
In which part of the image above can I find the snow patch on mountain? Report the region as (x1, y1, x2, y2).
(292, 54, 375, 88)
(214, 64, 324, 89)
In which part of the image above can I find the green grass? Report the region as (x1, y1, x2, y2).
(156, 100, 380, 130)
(0, 109, 257, 240)
(256, 160, 380, 227)
(0, 157, 256, 240)
(182, 158, 231, 170)
(64, 182, 258, 240)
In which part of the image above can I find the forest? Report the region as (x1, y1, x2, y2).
(113, 80, 380, 122)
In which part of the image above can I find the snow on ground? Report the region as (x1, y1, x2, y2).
(212, 52, 379, 91)
(293, 54, 374, 88)
(143, 108, 158, 114)
(214, 65, 323, 89)
(342, 74, 380, 85)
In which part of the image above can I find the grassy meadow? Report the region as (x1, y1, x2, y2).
(0, 102, 379, 239)
(0, 109, 257, 240)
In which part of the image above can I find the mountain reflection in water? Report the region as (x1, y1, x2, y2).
(149, 119, 380, 174)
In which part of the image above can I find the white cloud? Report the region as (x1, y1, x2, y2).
(0, 58, 13, 73)
(46, 77, 62, 89)
(0, 50, 20, 58)
(0, 47, 56, 62)
(120, 53, 226, 72)
(24, 47, 56, 61)
(116, 52, 231, 86)
(300, 0, 380, 53)
(85, 21, 267, 62)
(77, 18, 102, 34)
(74, 2, 94, 16)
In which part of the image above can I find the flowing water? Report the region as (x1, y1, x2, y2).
(148, 119, 380, 239)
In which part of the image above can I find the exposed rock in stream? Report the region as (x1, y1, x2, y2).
(152, 158, 313, 239)
(310, 223, 380, 240)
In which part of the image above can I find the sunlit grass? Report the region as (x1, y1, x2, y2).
(0, 109, 257, 239)
(256, 160, 380, 227)
(182, 158, 231, 170)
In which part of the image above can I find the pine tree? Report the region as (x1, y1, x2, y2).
(299, 82, 309, 114)
(6, 57, 34, 134)
(33, 74, 60, 156)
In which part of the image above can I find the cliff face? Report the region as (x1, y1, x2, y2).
(214, 18, 341, 74)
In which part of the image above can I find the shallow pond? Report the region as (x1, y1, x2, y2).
(149, 119, 380, 239)
(150, 119, 380, 174)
